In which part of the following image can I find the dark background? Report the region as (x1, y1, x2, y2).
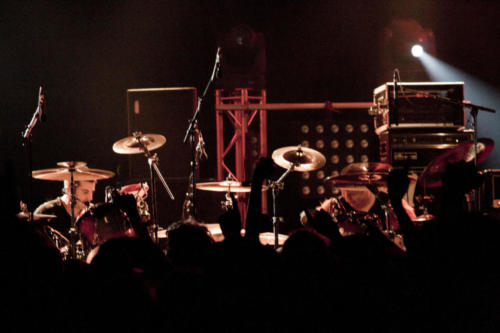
(3, 0, 500, 230)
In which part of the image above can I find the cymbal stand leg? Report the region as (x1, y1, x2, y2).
(147, 158, 158, 243)
(147, 155, 176, 243)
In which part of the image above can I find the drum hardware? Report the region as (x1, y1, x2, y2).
(113, 132, 175, 243)
(271, 145, 326, 248)
(32, 161, 115, 260)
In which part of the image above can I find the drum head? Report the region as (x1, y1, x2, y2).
(77, 203, 134, 248)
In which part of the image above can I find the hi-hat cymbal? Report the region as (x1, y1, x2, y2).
(324, 162, 392, 187)
(272, 146, 326, 172)
(17, 212, 58, 221)
(113, 133, 166, 154)
(33, 167, 115, 181)
(196, 180, 259, 193)
(420, 138, 494, 188)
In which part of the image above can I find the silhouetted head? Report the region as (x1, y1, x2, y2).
(166, 221, 214, 268)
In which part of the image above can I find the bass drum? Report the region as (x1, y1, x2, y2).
(76, 203, 136, 251)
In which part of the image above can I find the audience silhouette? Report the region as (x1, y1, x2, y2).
(2, 157, 500, 332)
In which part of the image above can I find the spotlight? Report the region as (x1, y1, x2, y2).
(411, 44, 424, 58)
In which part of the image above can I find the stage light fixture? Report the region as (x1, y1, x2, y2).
(317, 185, 325, 195)
(411, 44, 424, 58)
(316, 139, 325, 149)
(302, 186, 311, 195)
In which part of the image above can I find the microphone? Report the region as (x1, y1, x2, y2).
(393, 68, 399, 101)
(37, 86, 46, 122)
(393, 68, 399, 125)
(215, 47, 222, 79)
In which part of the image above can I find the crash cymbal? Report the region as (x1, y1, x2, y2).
(324, 162, 392, 187)
(420, 138, 494, 188)
(112, 133, 166, 154)
(272, 146, 326, 172)
(32, 167, 115, 181)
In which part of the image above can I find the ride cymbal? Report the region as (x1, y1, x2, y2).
(272, 145, 326, 172)
(420, 138, 494, 188)
(112, 133, 166, 154)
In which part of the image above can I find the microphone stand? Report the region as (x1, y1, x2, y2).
(22, 87, 45, 221)
(133, 132, 175, 243)
(462, 101, 496, 212)
(182, 47, 221, 219)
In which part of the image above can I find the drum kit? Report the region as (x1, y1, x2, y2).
(24, 128, 494, 258)
(26, 132, 174, 260)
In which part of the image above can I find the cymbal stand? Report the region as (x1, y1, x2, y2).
(182, 47, 221, 219)
(68, 165, 78, 259)
(22, 87, 45, 221)
(269, 165, 295, 249)
(463, 102, 496, 212)
(133, 132, 175, 243)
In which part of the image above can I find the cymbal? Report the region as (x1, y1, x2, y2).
(420, 138, 494, 188)
(324, 162, 391, 187)
(412, 213, 435, 223)
(17, 212, 58, 221)
(33, 167, 115, 181)
(272, 146, 326, 172)
(113, 133, 166, 154)
(196, 181, 254, 193)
